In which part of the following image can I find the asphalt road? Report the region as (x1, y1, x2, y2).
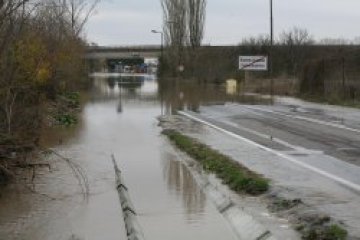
(191, 100, 360, 166)
(182, 99, 360, 189)
(177, 99, 360, 238)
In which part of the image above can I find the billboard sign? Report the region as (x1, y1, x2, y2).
(239, 56, 268, 71)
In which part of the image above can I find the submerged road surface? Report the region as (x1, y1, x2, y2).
(0, 76, 238, 240)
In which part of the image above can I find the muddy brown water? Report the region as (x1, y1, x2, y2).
(0, 75, 249, 240)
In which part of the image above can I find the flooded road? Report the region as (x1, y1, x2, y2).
(3, 75, 358, 239)
(0, 75, 238, 240)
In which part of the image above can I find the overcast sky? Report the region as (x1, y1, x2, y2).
(85, 0, 360, 46)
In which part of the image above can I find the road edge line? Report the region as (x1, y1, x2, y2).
(178, 111, 360, 194)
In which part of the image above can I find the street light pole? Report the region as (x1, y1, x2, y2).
(270, 0, 274, 99)
(151, 30, 164, 59)
(161, 32, 164, 59)
(270, 0, 273, 47)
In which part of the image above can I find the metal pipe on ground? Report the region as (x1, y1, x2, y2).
(112, 154, 146, 240)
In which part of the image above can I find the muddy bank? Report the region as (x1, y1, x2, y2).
(159, 114, 351, 240)
(0, 91, 84, 187)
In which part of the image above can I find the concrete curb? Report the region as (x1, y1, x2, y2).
(174, 149, 278, 240)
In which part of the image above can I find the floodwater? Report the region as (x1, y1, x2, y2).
(0, 75, 242, 240)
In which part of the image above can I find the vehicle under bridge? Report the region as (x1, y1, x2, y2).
(85, 45, 161, 73)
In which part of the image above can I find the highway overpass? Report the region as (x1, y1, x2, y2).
(85, 45, 161, 60)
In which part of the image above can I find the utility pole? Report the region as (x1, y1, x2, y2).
(270, 0, 273, 47)
(270, 0, 274, 100)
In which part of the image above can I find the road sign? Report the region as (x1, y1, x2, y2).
(239, 56, 268, 71)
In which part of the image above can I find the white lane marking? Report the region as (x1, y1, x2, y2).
(221, 119, 300, 150)
(243, 105, 360, 134)
(178, 111, 360, 193)
(221, 119, 324, 155)
(201, 105, 323, 153)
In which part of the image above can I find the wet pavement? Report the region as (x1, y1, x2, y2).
(177, 111, 360, 238)
(193, 101, 360, 168)
(176, 100, 360, 238)
(0, 75, 239, 240)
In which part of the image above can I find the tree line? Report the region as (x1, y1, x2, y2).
(0, 0, 98, 156)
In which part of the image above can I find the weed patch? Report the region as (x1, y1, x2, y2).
(268, 197, 303, 212)
(50, 92, 81, 126)
(54, 113, 78, 126)
(294, 214, 348, 240)
(302, 224, 348, 240)
(61, 92, 81, 109)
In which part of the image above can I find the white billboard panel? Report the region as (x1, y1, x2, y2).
(239, 56, 268, 71)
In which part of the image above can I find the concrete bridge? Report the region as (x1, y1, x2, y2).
(85, 45, 161, 60)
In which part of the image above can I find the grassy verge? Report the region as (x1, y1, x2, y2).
(163, 129, 269, 195)
(164, 129, 348, 239)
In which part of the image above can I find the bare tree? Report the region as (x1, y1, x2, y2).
(66, 0, 99, 36)
(318, 38, 350, 45)
(187, 0, 206, 48)
(161, 0, 187, 47)
(241, 34, 271, 46)
(279, 27, 314, 46)
(161, 0, 187, 75)
(38, 0, 99, 37)
(0, 0, 31, 51)
(279, 27, 314, 76)
(0, 0, 34, 135)
(160, 0, 207, 76)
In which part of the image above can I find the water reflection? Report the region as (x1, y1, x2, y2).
(91, 75, 270, 116)
(158, 78, 272, 114)
(118, 76, 144, 90)
(107, 77, 116, 89)
(94, 76, 145, 97)
(90, 75, 158, 111)
(162, 153, 206, 221)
